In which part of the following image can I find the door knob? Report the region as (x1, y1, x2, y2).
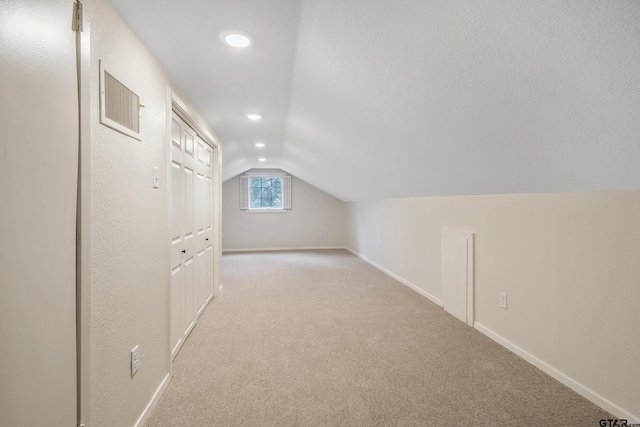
(182, 249, 186, 253)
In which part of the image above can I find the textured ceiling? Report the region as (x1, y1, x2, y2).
(109, 0, 640, 201)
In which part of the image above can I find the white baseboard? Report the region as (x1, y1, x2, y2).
(474, 323, 639, 423)
(345, 247, 442, 307)
(223, 246, 346, 253)
(134, 373, 170, 427)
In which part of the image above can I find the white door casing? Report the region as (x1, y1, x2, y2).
(442, 228, 474, 326)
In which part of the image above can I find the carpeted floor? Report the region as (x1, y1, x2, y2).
(145, 249, 610, 426)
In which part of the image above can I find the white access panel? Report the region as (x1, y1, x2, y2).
(442, 228, 474, 326)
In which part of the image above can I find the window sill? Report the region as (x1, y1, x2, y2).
(245, 209, 287, 214)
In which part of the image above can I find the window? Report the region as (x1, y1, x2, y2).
(250, 176, 282, 209)
(240, 172, 291, 212)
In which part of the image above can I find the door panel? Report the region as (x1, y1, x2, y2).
(184, 256, 196, 334)
(206, 176, 213, 230)
(197, 249, 207, 316)
(170, 115, 187, 359)
(184, 126, 195, 157)
(197, 173, 205, 234)
(203, 145, 214, 306)
(170, 162, 183, 244)
(442, 228, 474, 325)
(171, 117, 182, 149)
(170, 266, 184, 358)
(185, 167, 194, 239)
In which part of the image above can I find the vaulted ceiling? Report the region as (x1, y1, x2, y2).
(108, 0, 640, 202)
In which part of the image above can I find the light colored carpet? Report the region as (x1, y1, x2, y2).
(145, 249, 610, 426)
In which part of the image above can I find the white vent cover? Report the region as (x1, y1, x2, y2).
(100, 60, 142, 140)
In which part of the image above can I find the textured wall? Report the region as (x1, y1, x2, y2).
(347, 190, 640, 420)
(279, 0, 640, 201)
(89, 2, 167, 424)
(87, 1, 219, 425)
(0, 0, 78, 424)
(223, 172, 346, 251)
(103, 1, 640, 201)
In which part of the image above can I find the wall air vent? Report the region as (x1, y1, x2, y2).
(99, 60, 142, 140)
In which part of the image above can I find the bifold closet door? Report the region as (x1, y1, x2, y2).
(196, 137, 214, 316)
(169, 113, 214, 360)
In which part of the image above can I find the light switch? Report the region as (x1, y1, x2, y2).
(153, 167, 159, 189)
(499, 292, 508, 309)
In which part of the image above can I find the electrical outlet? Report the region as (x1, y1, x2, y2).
(131, 345, 140, 377)
(316, 231, 322, 238)
(499, 292, 508, 309)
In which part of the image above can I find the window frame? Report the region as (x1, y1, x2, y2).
(249, 175, 284, 212)
(242, 171, 290, 213)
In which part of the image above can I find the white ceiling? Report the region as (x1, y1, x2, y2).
(109, 0, 640, 201)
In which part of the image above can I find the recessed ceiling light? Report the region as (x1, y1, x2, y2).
(258, 157, 266, 162)
(255, 142, 265, 148)
(220, 30, 254, 48)
(246, 113, 262, 121)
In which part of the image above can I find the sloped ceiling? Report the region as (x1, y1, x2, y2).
(109, 0, 640, 202)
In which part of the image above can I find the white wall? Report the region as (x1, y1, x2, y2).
(86, 1, 220, 426)
(0, 0, 78, 425)
(346, 190, 640, 420)
(223, 171, 346, 251)
(281, 1, 640, 202)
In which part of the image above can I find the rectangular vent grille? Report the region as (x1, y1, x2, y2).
(100, 60, 142, 140)
(104, 71, 139, 133)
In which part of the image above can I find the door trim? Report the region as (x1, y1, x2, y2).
(465, 233, 474, 326)
(77, 14, 92, 427)
(170, 94, 219, 149)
